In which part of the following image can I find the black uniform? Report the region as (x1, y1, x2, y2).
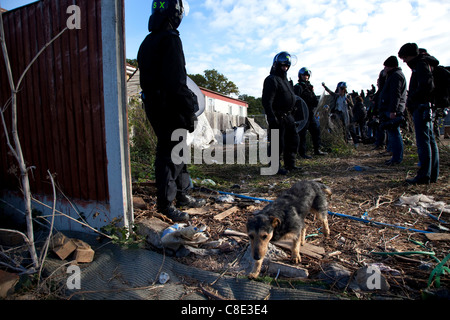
(293, 81, 322, 156)
(262, 65, 299, 171)
(138, 27, 197, 212)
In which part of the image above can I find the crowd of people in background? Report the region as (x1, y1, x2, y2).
(138, 0, 446, 222)
(262, 43, 445, 185)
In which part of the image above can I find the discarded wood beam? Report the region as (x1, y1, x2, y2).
(425, 233, 450, 241)
(185, 206, 213, 216)
(274, 240, 325, 259)
(223, 229, 247, 238)
(214, 207, 239, 221)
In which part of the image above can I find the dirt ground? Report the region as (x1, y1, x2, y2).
(133, 139, 450, 300)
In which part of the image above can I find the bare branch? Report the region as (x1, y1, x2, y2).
(16, 27, 68, 90)
(38, 170, 57, 281)
(0, 10, 16, 92)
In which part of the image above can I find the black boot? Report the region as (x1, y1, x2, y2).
(314, 149, 327, 156)
(176, 194, 206, 208)
(160, 205, 190, 222)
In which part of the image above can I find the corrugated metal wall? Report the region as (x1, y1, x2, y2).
(0, 0, 109, 202)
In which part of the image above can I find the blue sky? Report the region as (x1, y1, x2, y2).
(2, 0, 450, 98)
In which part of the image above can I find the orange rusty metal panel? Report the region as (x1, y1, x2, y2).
(0, 0, 109, 202)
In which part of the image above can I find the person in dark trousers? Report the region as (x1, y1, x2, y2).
(398, 42, 440, 184)
(294, 67, 327, 159)
(262, 51, 300, 174)
(138, 0, 204, 221)
(352, 95, 368, 143)
(378, 56, 407, 165)
(371, 70, 388, 150)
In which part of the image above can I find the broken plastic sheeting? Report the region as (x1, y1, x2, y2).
(397, 194, 449, 223)
(161, 224, 208, 251)
(186, 113, 217, 150)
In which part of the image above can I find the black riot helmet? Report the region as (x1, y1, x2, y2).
(273, 51, 292, 68)
(148, 0, 187, 32)
(298, 67, 312, 78)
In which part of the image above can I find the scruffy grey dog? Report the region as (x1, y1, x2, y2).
(246, 180, 331, 279)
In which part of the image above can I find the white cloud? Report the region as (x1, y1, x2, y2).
(177, 0, 450, 97)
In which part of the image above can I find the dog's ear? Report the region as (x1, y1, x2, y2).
(270, 216, 281, 228)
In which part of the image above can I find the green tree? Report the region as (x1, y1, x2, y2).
(239, 94, 263, 115)
(189, 69, 239, 96)
(126, 58, 138, 68)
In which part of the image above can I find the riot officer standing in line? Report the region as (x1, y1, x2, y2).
(294, 67, 327, 158)
(262, 52, 301, 174)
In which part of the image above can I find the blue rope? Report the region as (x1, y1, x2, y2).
(216, 190, 435, 234)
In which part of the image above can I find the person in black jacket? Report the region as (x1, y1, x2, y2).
(262, 52, 300, 174)
(398, 43, 439, 184)
(378, 56, 407, 165)
(370, 70, 388, 149)
(138, 0, 204, 221)
(294, 67, 327, 158)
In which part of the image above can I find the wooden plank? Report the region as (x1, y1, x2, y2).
(214, 206, 240, 221)
(273, 240, 325, 259)
(425, 233, 450, 241)
(185, 206, 213, 216)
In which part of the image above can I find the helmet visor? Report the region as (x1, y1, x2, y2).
(182, 0, 190, 17)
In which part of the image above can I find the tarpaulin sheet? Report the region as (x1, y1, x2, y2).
(44, 232, 340, 300)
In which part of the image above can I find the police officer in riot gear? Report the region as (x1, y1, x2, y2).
(294, 67, 327, 158)
(138, 0, 204, 222)
(262, 52, 300, 174)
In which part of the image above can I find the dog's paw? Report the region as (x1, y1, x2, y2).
(248, 272, 259, 280)
(292, 253, 301, 264)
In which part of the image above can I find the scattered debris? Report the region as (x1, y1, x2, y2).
(135, 217, 170, 249)
(133, 196, 147, 210)
(130, 143, 450, 299)
(316, 263, 353, 290)
(51, 232, 77, 260)
(216, 194, 235, 203)
(50, 232, 94, 263)
(397, 194, 450, 221)
(425, 233, 450, 241)
(0, 270, 19, 298)
(161, 224, 208, 252)
(354, 265, 390, 292)
(213, 206, 239, 221)
(267, 261, 309, 279)
(159, 272, 170, 284)
(72, 239, 95, 263)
